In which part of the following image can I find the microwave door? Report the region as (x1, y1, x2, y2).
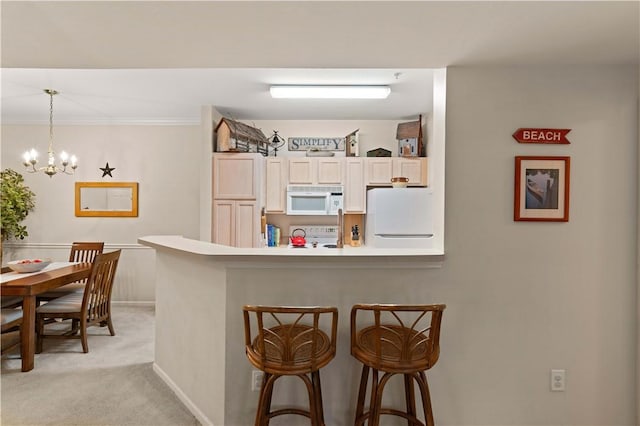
(288, 194, 328, 215)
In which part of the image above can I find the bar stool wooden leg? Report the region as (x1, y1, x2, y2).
(354, 365, 370, 426)
(364, 368, 377, 426)
(417, 371, 434, 426)
(255, 373, 275, 426)
(404, 373, 417, 426)
(311, 371, 325, 426)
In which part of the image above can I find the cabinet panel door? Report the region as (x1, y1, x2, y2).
(367, 158, 393, 185)
(235, 201, 257, 248)
(395, 158, 427, 186)
(344, 159, 365, 213)
(212, 200, 235, 246)
(317, 158, 343, 184)
(213, 154, 258, 199)
(265, 158, 287, 212)
(288, 158, 314, 184)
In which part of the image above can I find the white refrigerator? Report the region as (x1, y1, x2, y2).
(365, 188, 435, 248)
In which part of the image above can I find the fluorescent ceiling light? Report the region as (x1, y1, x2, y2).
(270, 85, 391, 99)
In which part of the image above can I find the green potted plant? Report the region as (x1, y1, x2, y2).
(1, 169, 35, 263)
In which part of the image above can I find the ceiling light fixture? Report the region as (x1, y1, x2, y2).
(270, 85, 391, 99)
(22, 89, 78, 178)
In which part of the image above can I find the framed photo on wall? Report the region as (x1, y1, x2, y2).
(514, 156, 570, 222)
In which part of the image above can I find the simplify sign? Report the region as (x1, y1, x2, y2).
(288, 137, 345, 151)
(512, 128, 571, 144)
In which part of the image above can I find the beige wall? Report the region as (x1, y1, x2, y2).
(1, 124, 201, 301)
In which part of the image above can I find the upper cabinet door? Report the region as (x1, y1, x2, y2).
(288, 158, 315, 184)
(394, 158, 428, 186)
(265, 158, 287, 213)
(213, 153, 260, 199)
(366, 158, 393, 185)
(344, 158, 365, 213)
(317, 158, 343, 184)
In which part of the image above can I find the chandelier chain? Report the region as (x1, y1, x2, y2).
(48, 89, 55, 155)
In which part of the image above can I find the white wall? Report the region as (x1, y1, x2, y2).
(221, 65, 638, 425)
(1, 124, 201, 301)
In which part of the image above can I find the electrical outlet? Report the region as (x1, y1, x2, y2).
(252, 370, 264, 392)
(550, 369, 565, 392)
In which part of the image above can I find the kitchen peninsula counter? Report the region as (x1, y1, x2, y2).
(138, 234, 444, 426)
(139, 235, 444, 266)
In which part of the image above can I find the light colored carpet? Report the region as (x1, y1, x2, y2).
(1, 304, 200, 426)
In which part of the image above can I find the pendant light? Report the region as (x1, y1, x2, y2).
(22, 89, 78, 177)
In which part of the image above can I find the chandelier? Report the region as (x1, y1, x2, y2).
(22, 89, 77, 177)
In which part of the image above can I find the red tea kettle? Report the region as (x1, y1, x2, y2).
(289, 228, 307, 247)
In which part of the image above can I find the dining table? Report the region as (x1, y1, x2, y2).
(1, 262, 92, 372)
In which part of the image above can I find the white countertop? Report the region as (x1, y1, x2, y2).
(138, 235, 445, 268)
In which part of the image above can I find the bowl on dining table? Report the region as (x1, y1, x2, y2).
(6, 258, 52, 273)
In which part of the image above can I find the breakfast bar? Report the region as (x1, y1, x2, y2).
(138, 235, 444, 426)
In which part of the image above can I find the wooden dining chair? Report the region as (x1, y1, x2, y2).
(1, 308, 23, 355)
(1, 266, 23, 309)
(350, 304, 446, 426)
(36, 249, 120, 354)
(38, 241, 104, 302)
(243, 305, 338, 426)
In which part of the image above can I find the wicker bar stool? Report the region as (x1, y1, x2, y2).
(243, 305, 338, 426)
(350, 304, 446, 426)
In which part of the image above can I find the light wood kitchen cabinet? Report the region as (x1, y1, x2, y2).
(288, 158, 315, 184)
(212, 153, 263, 248)
(212, 153, 261, 199)
(394, 158, 428, 186)
(212, 200, 258, 248)
(316, 158, 343, 184)
(344, 158, 366, 213)
(366, 158, 394, 185)
(288, 158, 343, 185)
(265, 158, 287, 213)
(366, 157, 428, 186)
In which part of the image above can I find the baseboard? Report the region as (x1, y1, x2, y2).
(111, 301, 155, 307)
(152, 363, 215, 426)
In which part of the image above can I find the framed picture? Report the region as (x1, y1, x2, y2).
(514, 156, 570, 222)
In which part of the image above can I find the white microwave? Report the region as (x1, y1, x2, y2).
(286, 185, 344, 215)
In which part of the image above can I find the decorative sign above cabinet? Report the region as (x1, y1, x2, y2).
(288, 137, 345, 151)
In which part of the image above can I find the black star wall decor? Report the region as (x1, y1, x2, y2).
(100, 162, 115, 177)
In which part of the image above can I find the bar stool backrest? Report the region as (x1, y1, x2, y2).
(351, 304, 446, 373)
(243, 305, 338, 375)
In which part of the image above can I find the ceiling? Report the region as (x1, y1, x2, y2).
(1, 1, 638, 124)
(1, 68, 435, 123)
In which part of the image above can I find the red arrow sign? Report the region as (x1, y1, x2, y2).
(512, 128, 571, 144)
